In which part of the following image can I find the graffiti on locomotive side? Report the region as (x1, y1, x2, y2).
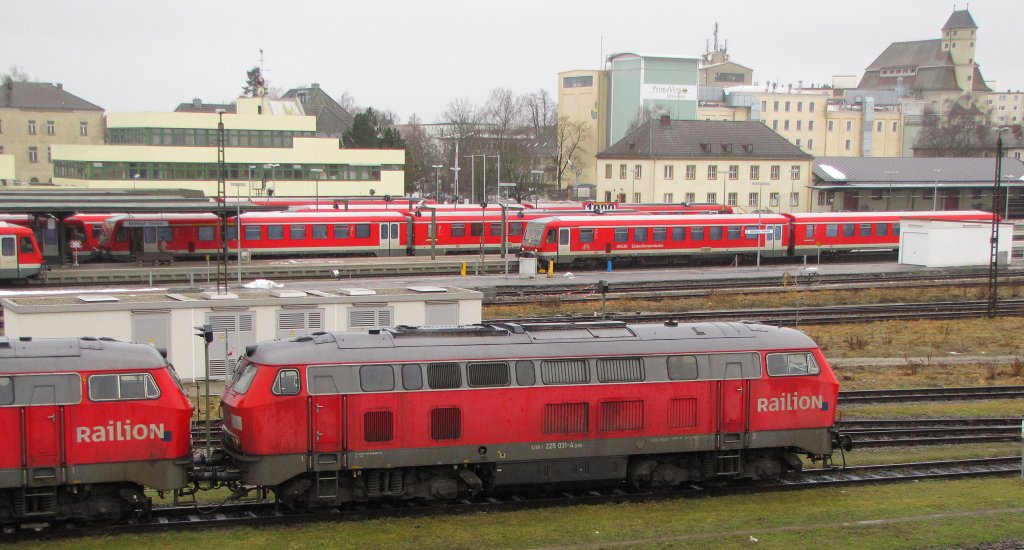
(531, 441, 584, 451)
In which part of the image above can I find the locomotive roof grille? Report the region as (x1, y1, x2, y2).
(388, 325, 511, 338)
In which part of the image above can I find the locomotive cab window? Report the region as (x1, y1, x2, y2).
(89, 373, 160, 401)
(545, 229, 556, 244)
(360, 365, 396, 392)
(766, 353, 821, 376)
(272, 369, 300, 395)
(230, 362, 259, 394)
(20, 236, 35, 253)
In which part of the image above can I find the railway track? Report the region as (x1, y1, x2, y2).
(6, 456, 1017, 541)
(839, 386, 1024, 404)
(839, 417, 1023, 447)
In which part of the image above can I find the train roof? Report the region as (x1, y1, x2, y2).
(0, 222, 35, 233)
(106, 213, 219, 223)
(237, 210, 407, 222)
(244, 321, 818, 366)
(526, 213, 789, 224)
(0, 337, 168, 373)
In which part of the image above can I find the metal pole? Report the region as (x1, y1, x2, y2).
(216, 110, 228, 295)
(989, 129, 1008, 318)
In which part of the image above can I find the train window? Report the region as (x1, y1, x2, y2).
(766, 353, 821, 377)
(667, 355, 698, 380)
(451, 224, 466, 238)
(470, 223, 483, 237)
(580, 229, 595, 243)
(290, 225, 306, 240)
(244, 226, 261, 240)
(545, 229, 556, 244)
(198, 227, 215, 241)
(427, 362, 461, 389)
(843, 224, 855, 237)
(709, 226, 723, 240)
(312, 224, 329, 239)
(596, 357, 644, 382)
(825, 224, 838, 238)
(515, 361, 536, 386)
(430, 407, 461, 440)
(272, 369, 300, 396)
(691, 227, 705, 240)
(467, 362, 511, 387)
(672, 227, 686, 241)
(92, 223, 104, 236)
(727, 226, 742, 240)
(88, 373, 160, 401)
(333, 224, 350, 239)
(489, 222, 503, 236)
(158, 227, 172, 241)
(402, 364, 423, 390)
(364, 410, 394, 442)
(544, 402, 588, 434)
(390, 224, 399, 239)
(859, 223, 871, 236)
(0, 377, 12, 405)
(653, 227, 667, 242)
(876, 223, 889, 236)
(226, 226, 238, 241)
(19, 236, 35, 253)
(806, 224, 816, 240)
(508, 222, 524, 236)
(634, 227, 648, 242)
(893, 224, 900, 236)
(116, 227, 128, 242)
(744, 225, 757, 240)
(614, 228, 628, 242)
(600, 400, 643, 432)
(1, 238, 13, 256)
(231, 363, 259, 394)
(359, 365, 395, 392)
(541, 359, 590, 385)
(268, 225, 285, 240)
(355, 224, 371, 238)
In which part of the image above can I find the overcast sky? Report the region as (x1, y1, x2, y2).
(4, 0, 1022, 123)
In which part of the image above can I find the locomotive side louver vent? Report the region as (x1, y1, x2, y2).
(427, 362, 461, 389)
(600, 400, 644, 432)
(466, 362, 511, 387)
(541, 359, 590, 384)
(668, 398, 698, 428)
(596, 358, 644, 382)
(430, 407, 461, 440)
(364, 410, 394, 443)
(544, 402, 589, 434)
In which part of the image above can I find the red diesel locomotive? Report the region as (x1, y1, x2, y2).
(0, 337, 194, 526)
(220, 320, 840, 508)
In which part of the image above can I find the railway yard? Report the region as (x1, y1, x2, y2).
(2, 256, 1023, 549)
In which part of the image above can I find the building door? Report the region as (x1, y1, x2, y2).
(206, 311, 255, 379)
(843, 192, 859, 212)
(276, 308, 324, 339)
(943, 190, 960, 210)
(132, 313, 171, 358)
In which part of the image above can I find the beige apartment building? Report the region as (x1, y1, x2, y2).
(53, 97, 404, 197)
(595, 120, 812, 211)
(0, 81, 105, 184)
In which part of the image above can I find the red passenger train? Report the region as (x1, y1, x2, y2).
(220, 320, 841, 507)
(0, 223, 45, 281)
(0, 337, 193, 525)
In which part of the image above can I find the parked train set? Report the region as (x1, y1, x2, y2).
(0, 320, 848, 528)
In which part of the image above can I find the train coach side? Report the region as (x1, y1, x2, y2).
(220, 321, 839, 507)
(0, 223, 44, 281)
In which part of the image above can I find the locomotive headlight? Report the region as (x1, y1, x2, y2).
(230, 413, 243, 430)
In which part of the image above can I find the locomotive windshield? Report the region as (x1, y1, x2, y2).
(227, 359, 258, 394)
(522, 221, 546, 247)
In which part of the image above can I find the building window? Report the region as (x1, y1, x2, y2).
(808, 120, 814, 131)
(790, 192, 800, 207)
(28, 120, 36, 135)
(772, 120, 779, 130)
(562, 75, 594, 88)
(684, 192, 695, 203)
(663, 165, 673, 179)
(828, 120, 834, 131)
(773, 101, 779, 112)
(707, 165, 718, 180)
(769, 192, 780, 207)
(770, 165, 780, 180)
(785, 101, 790, 112)
(892, 122, 898, 132)
(845, 139, 851, 150)
(46, 146, 51, 163)
(28, 147, 38, 163)
(634, 165, 642, 179)
(807, 139, 813, 150)
(748, 192, 759, 207)
(686, 165, 696, 179)
(663, 193, 674, 203)
(633, 192, 641, 202)
(791, 165, 801, 180)
(619, 164, 627, 179)
(0, 119, 3, 134)
(796, 120, 802, 131)
(761, 101, 766, 111)
(809, 102, 815, 113)
(750, 165, 760, 179)
(876, 121, 882, 132)
(46, 121, 55, 135)
(846, 121, 852, 131)
(605, 164, 612, 179)
(728, 165, 738, 180)
(797, 101, 803, 112)
(706, 192, 717, 203)
(784, 120, 790, 131)
(727, 192, 737, 206)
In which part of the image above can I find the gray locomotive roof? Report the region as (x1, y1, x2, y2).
(246, 321, 819, 366)
(0, 337, 167, 373)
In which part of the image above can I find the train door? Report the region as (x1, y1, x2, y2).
(762, 224, 783, 256)
(557, 227, 571, 262)
(379, 222, 402, 257)
(717, 358, 749, 449)
(142, 226, 160, 253)
(0, 234, 17, 278)
(307, 366, 344, 454)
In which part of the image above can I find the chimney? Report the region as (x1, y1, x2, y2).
(193, 98, 202, 109)
(311, 83, 320, 89)
(660, 115, 671, 127)
(56, 83, 63, 90)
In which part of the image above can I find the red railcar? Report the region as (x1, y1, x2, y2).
(0, 222, 45, 281)
(220, 321, 839, 507)
(233, 210, 409, 257)
(521, 213, 790, 265)
(0, 337, 193, 525)
(65, 213, 113, 260)
(98, 213, 222, 261)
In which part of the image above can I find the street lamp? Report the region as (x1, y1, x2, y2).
(229, 182, 245, 286)
(431, 164, 443, 199)
(752, 181, 771, 269)
(310, 168, 323, 209)
(530, 169, 544, 203)
(449, 167, 461, 203)
(132, 173, 140, 192)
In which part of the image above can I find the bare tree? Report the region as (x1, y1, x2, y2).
(400, 114, 442, 196)
(2, 65, 31, 85)
(626, 103, 670, 134)
(915, 95, 994, 157)
(551, 116, 590, 199)
(484, 88, 524, 139)
(336, 91, 357, 113)
(524, 89, 557, 140)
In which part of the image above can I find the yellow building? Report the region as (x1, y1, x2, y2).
(556, 70, 609, 187)
(53, 97, 404, 197)
(595, 120, 813, 212)
(0, 81, 105, 184)
(0, 154, 14, 182)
